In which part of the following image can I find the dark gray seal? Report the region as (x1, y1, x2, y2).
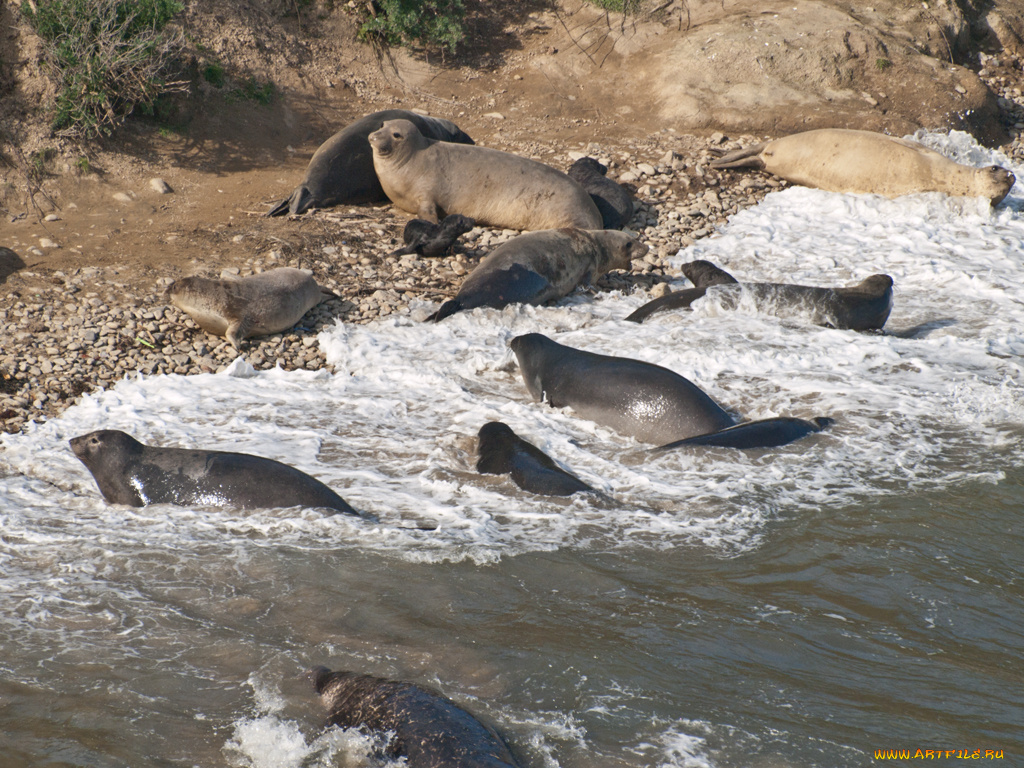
(70, 430, 360, 515)
(309, 666, 522, 768)
(566, 156, 635, 229)
(391, 214, 476, 258)
(625, 260, 894, 331)
(509, 333, 831, 449)
(267, 110, 474, 216)
(477, 422, 593, 496)
(430, 228, 646, 321)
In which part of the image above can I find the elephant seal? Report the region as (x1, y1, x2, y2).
(70, 430, 361, 514)
(477, 422, 593, 496)
(267, 110, 474, 216)
(369, 119, 603, 230)
(309, 666, 522, 768)
(566, 157, 635, 229)
(391, 214, 476, 258)
(430, 228, 646, 321)
(711, 129, 1015, 205)
(509, 333, 831, 449)
(165, 267, 333, 349)
(626, 260, 894, 330)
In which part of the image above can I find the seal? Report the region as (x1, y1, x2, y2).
(626, 260, 894, 331)
(309, 666, 522, 768)
(267, 110, 475, 216)
(69, 429, 361, 514)
(566, 156, 635, 229)
(711, 129, 1016, 205)
(368, 119, 603, 230)
(509, 333, 831, 449)
(477, 421, 593, 496)
(165, 267, 333, 349)
(391, 214, 476, 258)
(430, 228, 646, 321)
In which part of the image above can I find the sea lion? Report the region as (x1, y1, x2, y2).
(430, 228, 646, 321)
(267, 110, 475, 216)
(625, 260, 894, 331)
(711, 129, 1016, 205)
(309, 666, 522, 768)
(70, 430, 361, 514)
(566, 156, 635, 229)
(165, 267, 333, 349)
(369, 119, 603, 230)
(477, 422, 594, 496)
(391, 214, 476, 258)
(509, 333, 831, 449)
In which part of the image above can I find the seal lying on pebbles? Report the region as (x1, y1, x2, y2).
(510, 333, 832, 449)
(70, 430, 361, 514)
(369, 119, 603, 230)
(477, 422, 594, 496)
(626, 260, 894, 330)
(165, 267, 333, 349)
(430, 228, 646, 321)
(567, 157, 635, 229)
(391, 214, 476, 258)
(267, 109, 474, 216)
(309, 666, 522, 768)
(711, 128, 1016, 205)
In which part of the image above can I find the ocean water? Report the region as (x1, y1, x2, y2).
(1, 131, 1022, 767)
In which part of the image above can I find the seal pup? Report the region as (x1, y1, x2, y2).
(626, 260, 894, 331)
(165, 267, 333, 349)
(70, 430, 361, 515)
(369, 119, 603, 230)
(477, 422, 594, 496)
(309, 666, 522, 768)
(566, 156, 635, 229)
(391, 214, 476, 258)
(267, 109, 474, 216)
(510, 333, 831, 449)
(711, 129, 1016, 205)
(430, 228, 646, 321)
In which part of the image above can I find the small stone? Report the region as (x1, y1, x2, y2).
(483, 112, 505, 120)
(149, 178, 173, 194)
(637, 163, 657, 176)
(39, 238, 59, 249)
(112, 192, 134, 203)
(651, 283, 672, 299)
(44, 214, 60, 222)
(220, 267, 240, 278)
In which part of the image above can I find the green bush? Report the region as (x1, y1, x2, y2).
(20, 0, 187, 137)
(583, 0, 643, 12)
(357, 0, 466, 55)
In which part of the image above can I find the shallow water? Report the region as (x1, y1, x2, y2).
(2, 131, 1022, 766)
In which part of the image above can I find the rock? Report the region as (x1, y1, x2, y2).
(44, 214, 60, 222)
(149, 178, 173, 194)
(483, 112, 506, 120)
(39, 238, 59, 249)
(112, 192, 134, 203)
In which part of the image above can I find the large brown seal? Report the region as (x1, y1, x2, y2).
(711, 129, 1016, 205)
(165, 267, 333, 349)
(369, 119, 603, 230)
(70, 430, 361, 515)
(309, 666, 522, 768)
(510, 333, 832, 450)
(267, 110, 474, 216)
(477, 422, 594, 496)
(431, 228, 645, 321)
(626, 260, 894, 331)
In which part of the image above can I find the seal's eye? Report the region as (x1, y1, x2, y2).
(392, 132, 401, 139)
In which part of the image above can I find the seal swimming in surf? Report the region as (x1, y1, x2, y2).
(477, 422, 594, 496)
(430, 228, 645, 321)
(309, 666, 522, 768)
(509, 333, 831, 449)
(369, 119, 603, 231)
(267, 110, 474, 216)
(70, 430, 361, 514)
(626, 260, 894, 331)
(391, 214, 476, 258)
(566, 156, 635, 229)
(165, 267, 333, 349)
(711, 128, 1015, 205)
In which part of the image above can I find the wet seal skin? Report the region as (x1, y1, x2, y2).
(476, 421, 594, 496)
(626, 259, 894, 331)
(267, 109, 474, 216)
(309, 666, 523, 768)
(70, 429, 362, 515)
(391, 214, 476, 258)
(566, 156, 635, 229)
(711, 128, 1016, 205)
(509, 333, 832, 450)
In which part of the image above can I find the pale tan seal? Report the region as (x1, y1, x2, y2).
(165, 267, 333, 349)
(712, 129, 1016, 205)
(368, 119, 603, 230)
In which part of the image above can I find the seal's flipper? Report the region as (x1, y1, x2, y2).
(624, 288, 709, 323)
(429, 299, 462, 322)
(266, 197, 291, 217)
(681, 260, 738, 288)
(709, 143, 768, 169)
(654, 416, 833, 450)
